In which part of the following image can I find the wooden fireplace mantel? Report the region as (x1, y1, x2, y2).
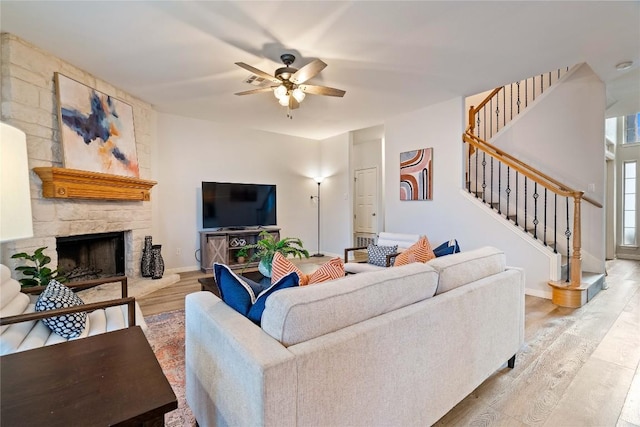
(33, 167, 157, 201)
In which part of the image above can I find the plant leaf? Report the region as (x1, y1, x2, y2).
(10, 252, 29, 259)
(19, 278, 39, 287)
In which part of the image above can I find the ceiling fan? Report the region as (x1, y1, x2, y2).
(235, 54, 346, 117)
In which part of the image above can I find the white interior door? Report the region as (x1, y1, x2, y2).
(354, 167, 378, 234)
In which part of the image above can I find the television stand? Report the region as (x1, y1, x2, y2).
(199, 228, 280, 273)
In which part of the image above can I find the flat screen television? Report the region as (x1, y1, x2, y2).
(202, 182, 277, 229)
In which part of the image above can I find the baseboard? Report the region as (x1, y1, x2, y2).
(526, 287, 552, 300)
(166, 265, 200, 274)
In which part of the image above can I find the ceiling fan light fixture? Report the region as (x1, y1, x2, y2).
(292, 87, 306, 102)
(278, 95, 290, 106)
(274, 85, 287, 99)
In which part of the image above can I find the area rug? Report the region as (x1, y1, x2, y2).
(144, 309, 196, 427)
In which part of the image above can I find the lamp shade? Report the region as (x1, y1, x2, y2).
(0, 122, 33, 242)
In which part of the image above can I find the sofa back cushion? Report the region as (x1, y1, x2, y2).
(428, 246, 506, 295)
(377, 232, 422, 252)
(261, 262, 438, 346)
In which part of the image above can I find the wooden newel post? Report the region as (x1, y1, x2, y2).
(570, 192, 583, 287)
(468, 106, 476, 134)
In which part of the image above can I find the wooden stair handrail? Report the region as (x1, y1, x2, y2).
(465, 129, 602, 208)
(468, 87, 503, 131)
(465, 131, 577, 198)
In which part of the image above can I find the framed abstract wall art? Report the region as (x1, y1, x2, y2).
(55, 73, 140, 178)
(400, 148, 433, 200)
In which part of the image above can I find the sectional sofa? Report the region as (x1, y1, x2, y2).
(185, 246, 525, 426)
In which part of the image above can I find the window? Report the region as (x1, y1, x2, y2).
(623, 161, 637, 246)
(623, 113, 640, 144)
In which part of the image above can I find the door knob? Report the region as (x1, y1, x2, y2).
(372, 213, 376, 216)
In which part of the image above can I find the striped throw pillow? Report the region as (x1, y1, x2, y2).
(393, 236, 436, 266)
(271, 252, 309, 285)
(271, 252, 345, 286)
(307, 257, 345, 284)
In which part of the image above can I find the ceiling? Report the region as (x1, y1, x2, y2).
(2, 1, 639, 140)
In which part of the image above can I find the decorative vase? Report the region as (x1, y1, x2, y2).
(258, 258, 272, 278)
(151, 244, 164, 280)
(141, 236, 153, 278)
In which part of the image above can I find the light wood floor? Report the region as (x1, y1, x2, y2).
(137, 258, 640, 426)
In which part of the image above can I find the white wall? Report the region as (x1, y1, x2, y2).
(384, 97, 556, 297)
(318, 132, 351, 257)
(153, 113, 320, 271)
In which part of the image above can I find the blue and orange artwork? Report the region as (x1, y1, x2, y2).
(400, 148, 433, 200)
(56, 73, 139, 178)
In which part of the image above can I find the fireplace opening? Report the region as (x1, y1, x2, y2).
(56, 232, 125, 282)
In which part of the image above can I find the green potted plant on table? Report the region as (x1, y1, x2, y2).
(237, 231, 309, 278)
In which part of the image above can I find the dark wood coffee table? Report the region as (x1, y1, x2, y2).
(1, 326, 177, 426)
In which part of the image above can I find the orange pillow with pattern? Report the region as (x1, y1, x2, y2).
(271, 252, 309, 285)
(393, 236, 435, 266)
(271, 252, 345, 286)
(307, 257, 345, 285)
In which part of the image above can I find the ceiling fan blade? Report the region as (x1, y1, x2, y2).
(234, 87, 276, 96)
(290, 59, 327, 85)
(289, 96, 300, 110)
(299, 84, 346, 97)
(235, 62, 281, 84)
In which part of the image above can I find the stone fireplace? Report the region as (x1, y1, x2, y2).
(57, 232, 126, 281)
(0, 35, 155, 278)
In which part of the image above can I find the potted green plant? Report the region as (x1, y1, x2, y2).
(237, 231, 309, 277)
(11, 246, 66, 288)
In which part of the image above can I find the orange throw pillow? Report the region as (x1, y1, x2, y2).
(271, 252, 345, 286)
(307, 257, 345, 285)
(393, 236, 435, 266)
(271, 252, 308, 286)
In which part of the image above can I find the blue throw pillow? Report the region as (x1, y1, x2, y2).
(433, 239, 461, 257)
(247, 272, 299, 324)
(214, 263, 299, 325)
(35, 279, 87, 339)
(214, 263, 255, 316)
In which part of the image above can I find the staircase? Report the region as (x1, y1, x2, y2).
(463, 66, 605, 308)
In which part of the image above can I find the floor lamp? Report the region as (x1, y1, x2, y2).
(1, 122, 34, 243)
(311, 177, 324, 257)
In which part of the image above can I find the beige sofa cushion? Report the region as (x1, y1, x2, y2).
(261, 262, 438, 346)
(428, 246, 506, 295)
(344, 262, 386, 274)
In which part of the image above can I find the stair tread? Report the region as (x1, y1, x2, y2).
(582, 272, 606, 283)
(548, 272, 605, 291)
